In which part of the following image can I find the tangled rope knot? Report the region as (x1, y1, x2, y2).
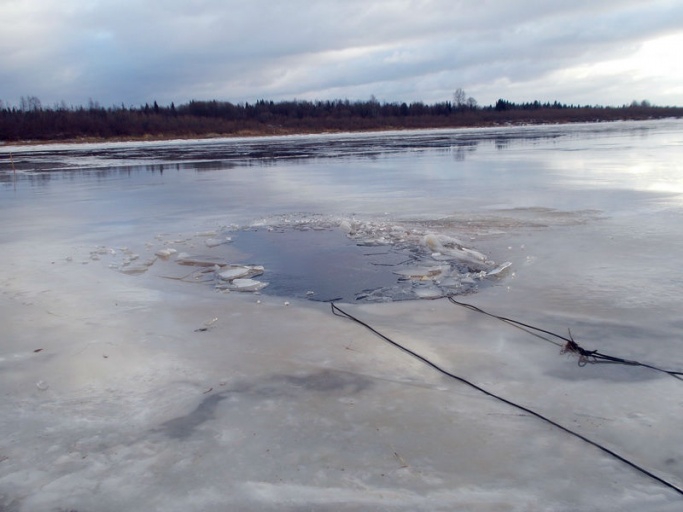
(559, 331, 598, 367)
(447, 296, 683, 380)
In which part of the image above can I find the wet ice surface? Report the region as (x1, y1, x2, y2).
(0, 123, 624, 170)
(2, 120, 683, 511)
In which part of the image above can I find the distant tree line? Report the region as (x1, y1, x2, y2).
(1, 94, 681, 142)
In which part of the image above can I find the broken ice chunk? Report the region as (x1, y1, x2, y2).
(422, 234, 488, 267)
(205, 237, 232, 248)
(217, 265, 264, 281)
(486, 261, 512, 277)
(176, 254, 229, 267)
(155, 248, 177, 258)
(230, 278, 268, 292)
(339, 220, 353, 234)
(218, 267, 252, 281)
(394, 265, 450, 281)
(119, 257, 157, 275)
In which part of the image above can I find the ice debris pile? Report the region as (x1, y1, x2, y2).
(81, 231, 270, 294)
(78, 214, 511, 302)
(337, 218, 511, 301)
(176, 253, 268, 292)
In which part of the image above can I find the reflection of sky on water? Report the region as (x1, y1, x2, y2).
(2, 119, 683, 225)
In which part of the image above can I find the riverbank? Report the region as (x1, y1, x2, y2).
(2, 101, 682, 146)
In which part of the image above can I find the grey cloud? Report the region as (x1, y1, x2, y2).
(0, 0, 681, 108)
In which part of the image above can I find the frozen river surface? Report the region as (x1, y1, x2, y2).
(2, 120, 683, 511)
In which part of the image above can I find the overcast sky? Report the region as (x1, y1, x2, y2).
(2, 0, 682, 109)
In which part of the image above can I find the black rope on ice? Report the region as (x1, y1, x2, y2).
(447, 297, 683, 381)
(330, 302, 683, 498)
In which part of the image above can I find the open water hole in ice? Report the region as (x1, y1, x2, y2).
(227, 228, 411, 302)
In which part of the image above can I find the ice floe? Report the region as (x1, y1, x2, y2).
(176, 253, 230, 267)
(155, 248, 177, 258)
(217, 266, 258, 281)
(204, 237, 232, 248)
(216, 266, 268, 292)
(229, 278, 269, 292)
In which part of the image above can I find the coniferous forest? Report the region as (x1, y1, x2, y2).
(1, 95, 681, 143)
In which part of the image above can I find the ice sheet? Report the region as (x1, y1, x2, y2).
(2, 120, 683, 511)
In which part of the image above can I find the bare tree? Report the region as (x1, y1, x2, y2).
(453, 88, 467, 108)
(20, 96, 42, 112)
(88, 98, 101, 111)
